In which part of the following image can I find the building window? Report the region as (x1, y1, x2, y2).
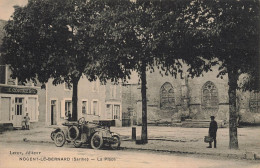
(0, 65, 16, 85)
(249, 92, 260, 113)
(202, 81, 219, 108)
(65, 101, 72, 118)
(82, 100, 88, 114)
(92, 100, 99, 115)
(6, 65, 16, 85)
(15, 98, 24, 116)
(106, 104, 121, 119)
(160, 82, 175, 109)
(0, 65, 6, 84)
(114, 105, 120, 119)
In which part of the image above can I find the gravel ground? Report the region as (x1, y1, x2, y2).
(0, 126, 259, 160)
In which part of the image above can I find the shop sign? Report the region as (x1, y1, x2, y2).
(0, 86, 37, 95)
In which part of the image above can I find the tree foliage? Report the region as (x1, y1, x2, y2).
(86, 0, 134, 83)
(2, 0, 95, 85)
(211, 0, 260, 91)
(93, 0, 176, 143)
(211, 0, 259, 149)
(181, 0, 260, 90)
(175, 0, 260, 149)
(1, 0, 259, 147)
(1, 0, 131, 120)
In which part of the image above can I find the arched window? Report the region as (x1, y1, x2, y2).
(202, 81, 219, 109)
(160, 82, 175, 109)
(249, 92, 260, 113)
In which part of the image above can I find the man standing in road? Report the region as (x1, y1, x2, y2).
(207, 116, 218, 148)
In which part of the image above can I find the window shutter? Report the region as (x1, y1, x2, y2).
(90, 101, 93, 115)
(99, 101, 101, 116)
(61, 100, 65, 118)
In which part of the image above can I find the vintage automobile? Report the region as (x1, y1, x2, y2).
(50, 117, 120, 149)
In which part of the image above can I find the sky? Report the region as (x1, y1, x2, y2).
(0, 0, 28, 20)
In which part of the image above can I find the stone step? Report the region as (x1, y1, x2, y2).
(146, 119, 228, 128)
(182, 123, 210, 128)
(183, 120, 210, 123)
(182, 120, 210, 123)
(181, 120, 227, 128)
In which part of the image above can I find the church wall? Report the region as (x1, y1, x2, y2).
(122, 66, 260, 125)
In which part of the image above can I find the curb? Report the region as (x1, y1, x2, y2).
(121, 147, 260, 161)
(121, 138, 195, 142)
(1, 138, 259, 161)
(15, 139, 260, 161)
(119, 147, 247, 160)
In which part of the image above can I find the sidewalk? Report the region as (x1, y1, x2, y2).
(0, 126, 259, 160)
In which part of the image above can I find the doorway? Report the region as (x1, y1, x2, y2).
(14, 98, 24, 127)
(51, 100, 57, 125)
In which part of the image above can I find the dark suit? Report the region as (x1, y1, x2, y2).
(209, 120, 218, 148)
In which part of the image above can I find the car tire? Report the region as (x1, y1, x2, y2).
(54, 132, 66, 147)
(51, 132, 55, 141)
(110, 135, 121, 150)
(90, 132, 103, 149)
(68, 126, 79, 141)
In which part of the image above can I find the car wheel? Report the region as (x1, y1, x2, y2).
(54, 132, 66, 147)
(68, 126, 79, 141)
(90, 132, 103, 149)
(73, 141, 83, 148)
(50, 132, 55, 141)
(110, 135, 121, 150)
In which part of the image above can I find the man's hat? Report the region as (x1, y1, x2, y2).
(210, 116, 215, 119)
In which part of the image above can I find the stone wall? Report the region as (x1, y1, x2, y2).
(122, 66, 260, 125)
(237, 91, 260, 124)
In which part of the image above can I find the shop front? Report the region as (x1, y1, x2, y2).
(0, 86, 39, 127)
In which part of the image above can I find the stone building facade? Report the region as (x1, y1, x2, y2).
(45, 78, 123, 127)
(122, 67, 260, 126)
(0, 64, 46, 128)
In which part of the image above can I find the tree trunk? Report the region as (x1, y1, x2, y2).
(72, 78, 79, 121)
(141, 61, 148, 144)
(227, 69, 239, 149)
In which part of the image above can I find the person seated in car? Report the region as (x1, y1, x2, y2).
(67, 111, 72, 121)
